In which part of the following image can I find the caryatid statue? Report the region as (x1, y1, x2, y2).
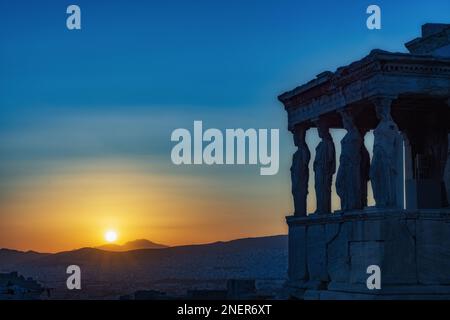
(336, 110, 364, 211)
(313, 119, 336, 214)
(370, 98, 403, 208)
(360, 128, 370, 208)
(291, 124, 311, 216)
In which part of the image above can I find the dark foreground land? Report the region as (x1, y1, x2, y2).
(0, 235, 287, 299)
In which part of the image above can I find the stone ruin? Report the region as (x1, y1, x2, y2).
(278, 23, 450, 299)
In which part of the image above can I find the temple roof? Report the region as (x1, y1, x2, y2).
(406, 23, 450, 55)
(278, 49, 450, 109)
(278, 24, 450, 130)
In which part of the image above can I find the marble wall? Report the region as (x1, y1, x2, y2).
(287, 210, 450, 299)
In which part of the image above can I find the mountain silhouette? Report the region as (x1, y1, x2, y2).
(0, 235, 287, 299)
(96, 239, 168, 251)
(0, 248, 50, 270)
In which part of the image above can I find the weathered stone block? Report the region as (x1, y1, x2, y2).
(382, 217, 417, 284)
(349, 240, 384, 285)
(352, 217, 384, 241)
(306, 224, 328, 283)
(416, 219, 450, 285)
(327, 222, 351, 284)
(288, 225, 308, 281)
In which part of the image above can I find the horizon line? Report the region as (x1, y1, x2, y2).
(0, 233, 288, 254)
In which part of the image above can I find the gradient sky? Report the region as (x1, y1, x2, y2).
(1, 0, 449, 252)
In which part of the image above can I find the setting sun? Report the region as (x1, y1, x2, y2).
(105, 230, 118, 243)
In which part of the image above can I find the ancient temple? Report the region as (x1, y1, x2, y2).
(279, 23, 450, 299)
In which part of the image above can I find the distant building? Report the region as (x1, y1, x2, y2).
(120, 289, 169, 300)
(226, 279, 256, 299)
(0, 272, 46, 300)
(119, 278, 280, 300)
(185, 289, 227, 300)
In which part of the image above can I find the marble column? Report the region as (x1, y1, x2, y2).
(291, 124, 311, 216)
(336, 109, 364, 211)
(313, 118, 336, 214)
(370, 97, 404, 209)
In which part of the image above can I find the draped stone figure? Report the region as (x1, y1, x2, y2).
(370, 99, 403, 208)
(336, 110, 363, 211)
(360, 130, 370, 208)
(291, 125, 311, 216)
(314, 121, 336, 214)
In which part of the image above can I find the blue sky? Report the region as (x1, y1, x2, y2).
(2, 0, 450, 167)
(3, 0, 450, 112)
(1, 0, 450, 251)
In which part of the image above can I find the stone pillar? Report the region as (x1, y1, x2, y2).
(336, 109, 364, 211)
(403, 133, 415, 210)
(313, 117, 336, 214)
(370, 97, 404, 209)
(291, 124, 311, 216)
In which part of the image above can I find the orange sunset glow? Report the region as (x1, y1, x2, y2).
(0, 157, 289, 253)
(0, 127, 378, 253)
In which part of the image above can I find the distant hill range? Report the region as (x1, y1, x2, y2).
(96, 239, 168, 251)
(0, 235, 287, 299)
(0, 249, 50, 268)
